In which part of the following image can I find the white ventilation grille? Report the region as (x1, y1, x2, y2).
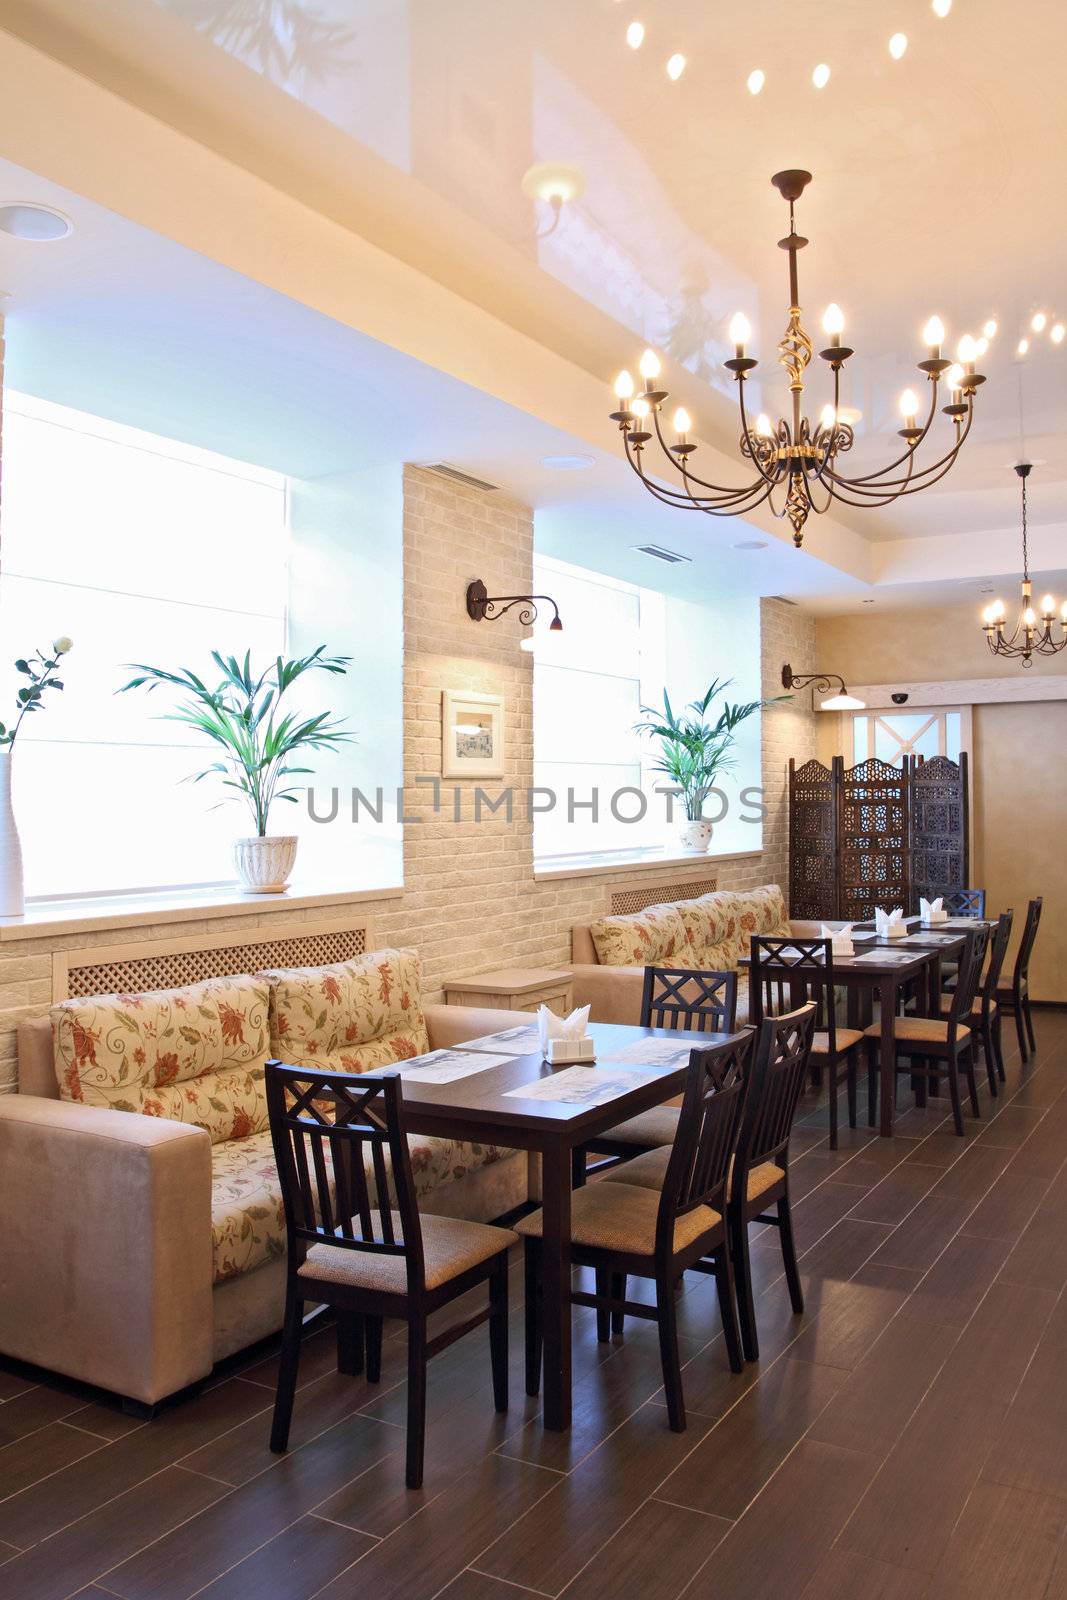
(422, 463, 500, 493)
(610, 877, 718, 915)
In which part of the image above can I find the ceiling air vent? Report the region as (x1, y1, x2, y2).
(421, 462, 500, 493)
(633, 543, 692, 565)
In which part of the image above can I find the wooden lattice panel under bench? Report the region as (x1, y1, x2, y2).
(610, 876, 718, 916)
(52, 919, 373, 1001)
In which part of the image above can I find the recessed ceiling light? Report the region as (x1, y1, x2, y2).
(812, 62, 831, 89)
(0, 202, 72, 241)
(540, 454, 595, 471)
(932, 0, 952, 16)
(626, 20, 645, 49)
(889, 33, 908, 59)
(732, 539, 768, 550)
(666, 52, 686, 81)
(520, 163, 586, 204)
(1017, 338, 1030, 356)
(1052, 323, 1065, 344)
(1031, 311, 1048, 333)
(983, 318, 998, 338)
(747, 68, 765, 95)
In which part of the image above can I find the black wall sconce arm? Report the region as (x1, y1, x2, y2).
(466, 578, 563, 630)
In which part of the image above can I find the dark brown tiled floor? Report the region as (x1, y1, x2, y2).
(2, 1014, 1067, 1599)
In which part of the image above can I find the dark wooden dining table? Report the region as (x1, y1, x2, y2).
(390, 1020, 726, 1432)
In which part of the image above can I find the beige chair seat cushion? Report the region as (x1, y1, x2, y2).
(514, 1180, 719, 1258)
(940, 997, 993, 1020)
(810, 1027, 864, 1055)
(599, 1105, 680, 1148)
(603, 1145, 784, 1203)
(298, 1211, 516, 1295)
(862, 1016, 970, 1045)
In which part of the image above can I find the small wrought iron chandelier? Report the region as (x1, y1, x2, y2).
(609, 169, 985, 549)
(982, 464, 1067, 666)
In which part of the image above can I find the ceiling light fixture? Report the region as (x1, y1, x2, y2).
(932, 0, 952, 15)
(1052, 323, 1065, 344)
(889, 33, 908, 59)
(983, 318, 998, 338)
(626, 20, 645, 48)
(608, 170, 984, 549)
(666, 52, 686, 80)
(1031, 311, 1048, 333)
(982, 464, 1066, 666)
(520, 163, 586, 239)
(747, 68, 765, 94)
(812, 63, 831, 88)
(1017, 338, 1030, 356)
(781, 663, 866, 711)
(0, 202, 73, 241)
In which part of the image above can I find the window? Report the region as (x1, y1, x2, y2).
(851, 708, 967, 766)
(0, 392, 288, 898)
(531, 556, 763, 862)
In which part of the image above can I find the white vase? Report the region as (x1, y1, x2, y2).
(679, 817, 714, 853)
(232, 835, 298, 894)
(0, 750, 24, 916)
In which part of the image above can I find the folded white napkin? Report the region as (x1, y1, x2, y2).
(537, 1003, 590, 1055)
(920, 896, 948, 924)
(875, 906, 907, 939)
(821, 922, 855, 957)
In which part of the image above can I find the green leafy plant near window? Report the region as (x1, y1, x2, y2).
(634, 677, 786, 822)
(120, 648, 353, 836)
(0, 637, 73, 748)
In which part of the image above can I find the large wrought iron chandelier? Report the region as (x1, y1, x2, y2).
(609, 169, 986, 549)
(982, 463, 1066, 666)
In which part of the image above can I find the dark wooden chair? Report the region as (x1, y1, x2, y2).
(726, 1003, 818, 1361)
(943, 887, 987, 917)
(865, 937, 984, 1136)
(572, 967, 738, 1183)
(996, 896, 1042, 1062)
(518, 1031, 754, 1431)
(750, 936, 863, 1150)
(265, 1063, 515, 1489)
(941, 910, 1012, 1093)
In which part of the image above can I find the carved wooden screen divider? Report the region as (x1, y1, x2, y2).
(788, 754, 968, 920)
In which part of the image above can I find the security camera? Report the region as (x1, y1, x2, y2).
(891, 692, 909, 705)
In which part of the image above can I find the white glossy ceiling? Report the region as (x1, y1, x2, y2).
(0, 0, 1065, 608)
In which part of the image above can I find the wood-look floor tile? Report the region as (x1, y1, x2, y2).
(0, 1421, 107, 1504)
(435, 1570, 544, 1599)
(845, 1161, 944, 1227)
(921, 1480, 1066, 1598)
(190, 1512, 378, 1600)
(681, 1439, 878, 1600)
(60, 1402, 148, 1442)
(0, 1367, 37, 1404)
(798, 1549, 928, 1599)
(975, 1103, 1048, 1149)
(907, 1232, 1008, 1328)
(562, 1498, 731, 1600)
(787, 1271, 915, 1373)
(982, 1293, 1067, 1503)
(0, 1386, 93, 1447)
(998, 1169, 1067, 1292)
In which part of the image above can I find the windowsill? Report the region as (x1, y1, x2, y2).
(533, 846, 762, 883)
(0, 879, 405, 942)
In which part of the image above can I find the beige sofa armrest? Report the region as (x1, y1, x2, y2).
(424, 1002, 529, 1050)
(571, 964, 647, 1025)
(0, 1097, 214, 1405)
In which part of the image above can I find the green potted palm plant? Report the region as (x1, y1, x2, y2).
(634, 677, 778, 853)
(121, 647, 352, 892)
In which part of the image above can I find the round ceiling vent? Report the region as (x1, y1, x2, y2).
(0, 203, 73, 241)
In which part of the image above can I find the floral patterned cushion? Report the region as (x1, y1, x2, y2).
(589, 905, 687, 968)
(210, 1128, 510, 1285)
(264, 948, 429, 1072)
(52, 977, 270, 1144)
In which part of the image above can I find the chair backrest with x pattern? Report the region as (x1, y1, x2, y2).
(751, 936, 835, 1050)
(734, 1003, 818, 1181)
(265, 1062, 424, 1295)
(944, 888, 986, 918)
(1014, 897, 1043, 989)
(655, 1030, 754, 1260)
(640, 967, 738, 1034)
(980, 910, 1014, 1019)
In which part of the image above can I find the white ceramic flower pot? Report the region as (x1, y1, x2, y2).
(0, 750, 24, 917)
(679, 818, 714, 853)
(233, 835, 297, 894)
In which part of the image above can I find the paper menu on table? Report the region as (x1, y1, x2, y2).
(597, 1038, 696, 1067)
(503, 1067, 649, 1106)
(396, 1049, 509, 1084)
(459, 1026, 541, 1054)
(852, 949, 917, 965)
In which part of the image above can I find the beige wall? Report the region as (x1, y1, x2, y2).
(816, 602, 1065, 1000)
(0, 467, 815, 1091)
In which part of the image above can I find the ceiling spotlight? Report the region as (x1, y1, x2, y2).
(626, 20, 645, 49)
(1032, 311, 1048, 333)
(1017, 338, 1030, 356)
(932, 0, 952, 14)
(889, 33, 908, 59)
(0, 202, 73, 241)
(747, 68, 765, 95)
(812, 62, 831, 88)
(983, 318, 998, 339)
(666, 52, 686, 80)
(520, 163, 586, 205)
(1052, 323, 1065, 344)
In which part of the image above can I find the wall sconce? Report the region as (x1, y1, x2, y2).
(466, 579, 563, 653)
(781, 663, 866, 711)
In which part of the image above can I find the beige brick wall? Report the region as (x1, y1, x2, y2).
(0, 465, 815, 1090)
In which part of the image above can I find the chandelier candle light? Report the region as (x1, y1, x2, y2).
(982, 464, 1067, 666)
(609, 170, 986, 548)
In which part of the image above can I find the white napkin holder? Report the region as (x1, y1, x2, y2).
(821, 922, 855, 957)
(875, 906, 907, 940)
(538, 1003, 594, 1064)
(920, 896, 948, 925)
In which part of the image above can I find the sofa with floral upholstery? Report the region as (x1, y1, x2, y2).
(0, 948, 528, 1407)
(571, 884, 795, 1025)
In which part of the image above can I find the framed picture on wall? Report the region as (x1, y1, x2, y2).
(441, 690, 505, 778)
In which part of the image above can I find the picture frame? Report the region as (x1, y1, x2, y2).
(441, 690, 505, 779)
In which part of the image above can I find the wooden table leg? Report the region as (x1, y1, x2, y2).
(880, 976, 898, 1137)
(539, 1141, 572, 1431)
